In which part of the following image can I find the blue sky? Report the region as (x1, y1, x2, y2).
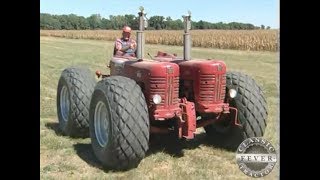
(40, 0, 279, 28)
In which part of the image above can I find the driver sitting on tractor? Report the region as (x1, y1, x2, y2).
(114, 26, 137, 57)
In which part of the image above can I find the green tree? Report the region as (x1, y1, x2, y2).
(100, 18, 112, 29)
(149, 16, 165, 30)
(58, 15, 73, 29)
(109, 15, 126, 29)
(40, 13, 61, 29)
(124, 14, 137, 29)
(87, 14, 102, 29)
(78, 16, 90, 29)
(68, 14, 80, 29)
(40, 12, 260, 30)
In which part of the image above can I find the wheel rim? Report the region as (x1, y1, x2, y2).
(94, 101, 109, 147)
(60, 86, 70, 122)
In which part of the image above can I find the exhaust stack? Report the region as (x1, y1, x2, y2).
(183, 12, 192, 60)
(137, 7, 147, 60)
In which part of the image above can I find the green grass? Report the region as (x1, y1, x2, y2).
(40, 36, 279, 179)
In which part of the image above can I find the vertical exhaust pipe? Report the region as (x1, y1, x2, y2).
(183, 12, 192, 60)
(137, 7, 146, 60)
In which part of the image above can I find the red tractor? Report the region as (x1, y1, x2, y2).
(57, 8, 268, 170)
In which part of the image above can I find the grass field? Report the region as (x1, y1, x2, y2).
(40, 36, 279, 179)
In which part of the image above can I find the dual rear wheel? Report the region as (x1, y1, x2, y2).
(57, 68, 149, 170)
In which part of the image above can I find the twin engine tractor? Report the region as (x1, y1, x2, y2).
(57, 8, 268, 170)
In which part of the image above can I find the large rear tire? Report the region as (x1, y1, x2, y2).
(89, 76, 149, 170)
(56, 67, 96, 138)
(204, 72, 268, 150)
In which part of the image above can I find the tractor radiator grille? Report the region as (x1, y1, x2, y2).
(150, 76, 179, 106)
(217, 74, 226, 101)
(199, 74, 226, 102)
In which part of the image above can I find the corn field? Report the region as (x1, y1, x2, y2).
(40, 30, 278, 51)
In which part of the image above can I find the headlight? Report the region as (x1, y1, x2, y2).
(228, 89, 237, 98)
(152, 94, 162, 104)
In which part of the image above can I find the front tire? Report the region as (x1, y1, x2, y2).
(204, 72, 268, 149)
(89, 76, 149, 170)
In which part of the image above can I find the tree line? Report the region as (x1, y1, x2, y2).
(40, 13, 270, 30)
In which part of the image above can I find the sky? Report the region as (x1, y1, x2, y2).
(40, 0, 279, 28)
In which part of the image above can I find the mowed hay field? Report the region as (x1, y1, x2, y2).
(40, 36, 279, 179)
(40, 30, 279, 52)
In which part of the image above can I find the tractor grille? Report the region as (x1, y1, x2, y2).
(169, 76, 180, 105)
(199, 74, 226, 103)
(150, 76, 179, 106)
(216, 74, 226, 101)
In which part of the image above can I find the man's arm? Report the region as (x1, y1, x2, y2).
(130, 40, 137, 52)
(115, 40, 122, 51)
(120, 46, 131, 52)
(117, 40, 136, 52)
(114, 40, 130, 55)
